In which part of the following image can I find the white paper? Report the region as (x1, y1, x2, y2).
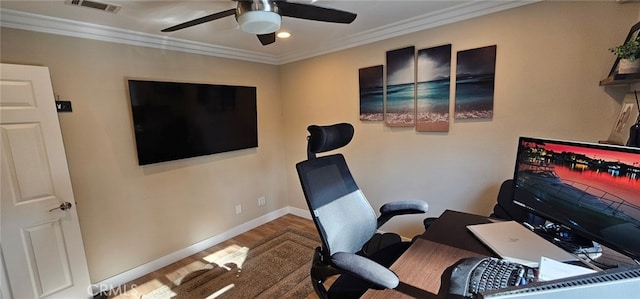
(537, 256, 597, 281)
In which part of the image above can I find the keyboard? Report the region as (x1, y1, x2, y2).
(448, 257, 536, 299)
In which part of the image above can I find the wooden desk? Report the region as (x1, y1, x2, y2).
(421, 210, 493, 255)
(363, 239, 484, 298)
(363, 210, 638, 298)
(362, 210, 494, 298)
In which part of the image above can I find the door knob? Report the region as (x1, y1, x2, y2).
(49, 201, 73, 212)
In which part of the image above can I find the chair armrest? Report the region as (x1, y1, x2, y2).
(331, 252, 399, 289)
(377, 200, 429, 227)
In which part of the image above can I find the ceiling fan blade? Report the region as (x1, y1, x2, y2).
(162, 8, 237, 32)
(277, 1, 356, 24)
(257, 33, 276, 46)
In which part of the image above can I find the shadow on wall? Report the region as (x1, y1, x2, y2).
(139, 147, 258, 175)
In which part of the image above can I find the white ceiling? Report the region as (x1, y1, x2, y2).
(0, 0, 535, 65)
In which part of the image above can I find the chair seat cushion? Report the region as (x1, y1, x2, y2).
(362, 232, 401, 257)
(328, 241, 411, 298)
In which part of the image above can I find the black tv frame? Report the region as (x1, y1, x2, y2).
(127, 79, 258, 165)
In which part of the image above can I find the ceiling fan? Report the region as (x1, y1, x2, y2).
(162, 0, 357, 46)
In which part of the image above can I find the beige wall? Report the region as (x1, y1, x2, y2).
(1, 0, 638, 284)
(1, 29, 287, 282)
(281, 1, 639, 238)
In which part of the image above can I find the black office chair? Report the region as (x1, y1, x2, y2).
(490, 179, 544, 225)
(296, 123, 429, 299)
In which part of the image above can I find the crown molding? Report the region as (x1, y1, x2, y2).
(277, 1, 538, 64)
(0, 8, 281, 65)
(1, 1, 537, 65)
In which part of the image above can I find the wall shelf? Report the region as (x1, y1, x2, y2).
(599, 72, 640, 86)
(600, 21, 640, 87)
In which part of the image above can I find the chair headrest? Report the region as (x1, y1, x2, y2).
(307, 123, 354, 158)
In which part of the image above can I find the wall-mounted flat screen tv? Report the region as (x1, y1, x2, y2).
(127, 80, 258, 165)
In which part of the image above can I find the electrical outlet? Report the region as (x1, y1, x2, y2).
(258, 196, 266, 206)
(235, 204, 242, 215)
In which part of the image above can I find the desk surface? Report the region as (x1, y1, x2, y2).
(363, 239, 484, 298)
(362, 210, 493, 298)
(421, 210, 493, 256)
(363, 209, 638, 298)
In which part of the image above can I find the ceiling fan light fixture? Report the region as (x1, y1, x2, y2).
(238, 11, 281, 35)
(277, 31, 291, 39)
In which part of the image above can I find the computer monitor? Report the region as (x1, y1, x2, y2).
(512, 137, 640, 261)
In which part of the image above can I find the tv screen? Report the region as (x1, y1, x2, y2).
(127, 80, 258, 165)
(512, 137, 640, 260)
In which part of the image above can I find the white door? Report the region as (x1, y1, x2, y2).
(1, 64, 91, 299)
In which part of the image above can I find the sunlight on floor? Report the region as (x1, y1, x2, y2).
(204, 283, 235, 299)
(203, 245, 249, 270)
(106, 215, 318, 298)
(111, 246, 248, 298)
(111, 278, 165, 299)
(164, 259, 210, 283)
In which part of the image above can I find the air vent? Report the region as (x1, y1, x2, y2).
(64, 0, 121, 14)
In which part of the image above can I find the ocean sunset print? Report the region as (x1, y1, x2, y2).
(416, 44, 452, 132)
(455, 45, 496, 120)
(386, 46, 415, 127)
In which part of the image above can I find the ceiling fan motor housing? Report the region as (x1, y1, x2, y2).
(237, 0, 281, 35)
(162, 0, 356, 46)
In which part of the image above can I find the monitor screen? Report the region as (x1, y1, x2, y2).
(127, 80, 258, 165)
(512, 137, 640, 260)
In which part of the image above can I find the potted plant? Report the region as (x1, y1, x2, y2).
(609, 35, 640, 74)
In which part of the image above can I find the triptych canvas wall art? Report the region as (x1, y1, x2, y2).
(359, 65, 384, 121)
(417, 44, 452, 132)
(386, 46, 416, 127)
(359, 44, 496, 132)
(455, 45, 497, 120)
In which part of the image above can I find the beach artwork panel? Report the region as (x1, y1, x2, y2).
(416, 44, 452, 132)
(359, 65, 384, 121)
(454, 45, 496, 119)
(386, 46, 416, 127)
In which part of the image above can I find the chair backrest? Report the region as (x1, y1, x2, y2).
(492, 179, 544, 225)
(296, 123, 378, 257)
(492, 180, 525, 220)
(297, 155, 378, 256)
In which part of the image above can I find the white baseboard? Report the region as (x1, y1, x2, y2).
(91, 206, 311, 294)
(287, 206, 311, 219)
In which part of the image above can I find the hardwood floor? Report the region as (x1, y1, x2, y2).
(107, 214, 320, 299)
